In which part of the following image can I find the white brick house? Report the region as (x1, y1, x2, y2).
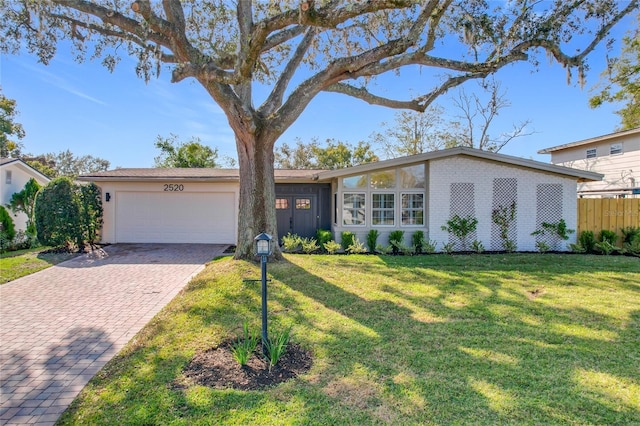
(80, 147, 601, 252)
(315, 147, 601, 252)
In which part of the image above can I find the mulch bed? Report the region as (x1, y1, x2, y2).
(181, 341, 312, 391)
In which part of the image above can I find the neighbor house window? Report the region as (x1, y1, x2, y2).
(296, 198, 311, 210)
(343, 193, 365, 225)
(610, 143, 623, 155)
(401, 193, 424, 225)
(5, 170, 11, 184)
(586, 148, 596, 159)
(372, 193, 395, 225)
(276, 198, 289, 209)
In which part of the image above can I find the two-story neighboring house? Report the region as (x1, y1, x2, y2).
(538, 127, 640, 198)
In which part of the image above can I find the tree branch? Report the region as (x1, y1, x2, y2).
(324, 83, 425, 111)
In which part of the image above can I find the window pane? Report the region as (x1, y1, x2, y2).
(276, 198, 289, 209)
(401, 193, 424, 225)
(399, 165, 425, 188)
(372, 193, 394, 226)
(295, 198, 311, 209)
(370, 170, 396, 189)
(343, 175, 367, 189)
(610, 143, 622, 155)
(586, 148, 596, 159)
(343, 193, 365, 225)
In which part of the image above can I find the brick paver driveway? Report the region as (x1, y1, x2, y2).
(0, 243, 226, 425)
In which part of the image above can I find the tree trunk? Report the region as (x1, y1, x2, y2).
(234, 132, 282, 260)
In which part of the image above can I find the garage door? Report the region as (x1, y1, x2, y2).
(115, 191, 236, 243)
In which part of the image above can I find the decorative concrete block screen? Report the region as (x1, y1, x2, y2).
(535, 184, 564, 249)
(491, 178, 518, 251)
(449, 182, 477, 250)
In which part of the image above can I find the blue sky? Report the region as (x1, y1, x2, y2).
(0, 13, 634, 169)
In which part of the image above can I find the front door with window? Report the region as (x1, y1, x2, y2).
(276, 195, 317, 240)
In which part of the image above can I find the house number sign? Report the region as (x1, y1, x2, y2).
(163, 184, 185, 191)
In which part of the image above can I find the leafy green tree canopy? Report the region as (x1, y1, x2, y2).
(0, 91, 25, 158)
(8, 177, 41, 236)
(154, 134, 219, 168)
(590, 13, 640, 130)
(2, 0, 636, 258)
(275, 137, 378, 170)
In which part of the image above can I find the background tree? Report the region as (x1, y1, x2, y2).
(8, 177, 41, 237)
(370, 107, 453, 158)
(0, 92, 25, 158)
(2, 1, 636, 258)
(589, 13, 640, 130)
(450, 78, 532, 152)
(43, 150, 110, 178)
(274, 137, 378, 169)
(154, 134, 219, 168)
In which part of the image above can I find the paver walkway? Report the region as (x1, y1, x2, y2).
(0, 243, 226, 425)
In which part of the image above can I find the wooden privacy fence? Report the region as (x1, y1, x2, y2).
(577, 199, 640, 241)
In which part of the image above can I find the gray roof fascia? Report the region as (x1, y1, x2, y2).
(538, 127, 640, 154)
(314, 147, 603, 182)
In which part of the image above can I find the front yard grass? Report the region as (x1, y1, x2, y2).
(59, 254, 639, 425)
(0, 247, 79, 284)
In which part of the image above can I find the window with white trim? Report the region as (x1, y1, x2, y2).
(372, 193, 395, 225)
(586, 148, 596, 159)
(401, 193, 424, 225)
(610, 143, 623, 155)
(343, 193, 365, 225)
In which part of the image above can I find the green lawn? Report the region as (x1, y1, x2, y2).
(0, 247, 79, 284)
(59, 254, 639, 425)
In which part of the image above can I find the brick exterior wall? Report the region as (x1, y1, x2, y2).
(429, 156, 578, 252)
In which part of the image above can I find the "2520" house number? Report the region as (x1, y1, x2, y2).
(163, 184, 184, 191)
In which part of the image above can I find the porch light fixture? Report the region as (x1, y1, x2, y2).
(105, 192, 111, 202)
(254, 232, 273, 354)
(254, 232, 273, 256)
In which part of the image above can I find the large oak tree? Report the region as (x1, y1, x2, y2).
(1, 0, 636, 259)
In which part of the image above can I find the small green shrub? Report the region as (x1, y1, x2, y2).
(578, 230, 597, 253)
(366, 229, 379, 253)
(301, 237, 320, 254)
(0, 206, 16, 246)
(599, 229, 618, 245)
(624, 237, 640, 256)
(282, 233, 302, 252)
(265, 326, 292, 371)
(595, 239, 617, 255)
(391, 241, 413, 255)
(412, 231, 425, 254)
(471, 240, 485, 254)
(324, 240, 341, 254)
(0, 230, 11, 253)
(340, 231, 355, 251)
(492, 201, 517, 251)
(621, 226, 640, 245)
(423, 239, 437, 254)
(536, 241, 551, 253)
(531, 219, 575, 251)
(346, 238, 368, 254)
(375, 243, 393, 254)
(316, 229, 332, 251)
(442, 242, 454, 254)
(389, 230, 405, 255)
(442, 215, 478, 251)
(231, 322, 258, 366)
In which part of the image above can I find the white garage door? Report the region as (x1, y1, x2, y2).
(115, 191, 235, 243)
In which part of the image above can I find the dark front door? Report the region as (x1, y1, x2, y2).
(276, 195, 317, 240)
